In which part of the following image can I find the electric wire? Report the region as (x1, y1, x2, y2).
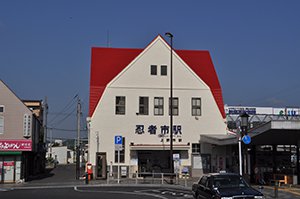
(48, 94, 78, 125)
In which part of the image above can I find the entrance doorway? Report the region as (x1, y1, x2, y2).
(0, 155, 21, 183)
(137, 151, 170, 173)
(95, 152, 106, 179)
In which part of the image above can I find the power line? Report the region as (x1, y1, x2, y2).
(47, 127, 87, 132)
(48, 94, 78, 125)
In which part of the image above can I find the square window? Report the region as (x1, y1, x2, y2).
(0, 106, 4, 113)
(192, 143, 201, 153)
(151, 65, 157, 75)
(161, 65, 167, 76)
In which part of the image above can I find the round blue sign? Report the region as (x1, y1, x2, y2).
(242, 135, 251, 144)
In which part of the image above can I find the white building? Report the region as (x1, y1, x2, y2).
(88, 35, 228, 178)
(46, 146, 74, 165)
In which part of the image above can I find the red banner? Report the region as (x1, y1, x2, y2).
(0, 140, 32, 151)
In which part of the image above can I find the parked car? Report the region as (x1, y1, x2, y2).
(192, 172, 265, 199)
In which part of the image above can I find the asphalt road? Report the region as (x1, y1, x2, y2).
(2, 164, 300, 198)
(0, 186, 193, 199)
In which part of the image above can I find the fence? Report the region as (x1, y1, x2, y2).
(104, 171, 195, 187)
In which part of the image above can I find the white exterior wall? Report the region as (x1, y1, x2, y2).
(88, 37, 226, 174)
(47, 146, 72, 164)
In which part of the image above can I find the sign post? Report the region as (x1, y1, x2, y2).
(114, 135, 123, 184)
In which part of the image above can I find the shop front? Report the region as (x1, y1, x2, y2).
(0, 139, 32, 183)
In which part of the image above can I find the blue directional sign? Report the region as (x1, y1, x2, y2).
(115, 135, 123, 145)
(242, 135, 251, 144)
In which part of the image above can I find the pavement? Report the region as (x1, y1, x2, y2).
(1, 164, 300, 198)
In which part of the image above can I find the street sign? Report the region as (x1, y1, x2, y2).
(114, 145, 123, 151)
(242, 135, 251, 144)
(114, 135, 123, 184)
(115, 135, 123, 145)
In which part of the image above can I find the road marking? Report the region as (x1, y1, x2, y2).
(0, 188, 13, 192)
(136, 188, 193, 198)
(74, 186, 168, 199)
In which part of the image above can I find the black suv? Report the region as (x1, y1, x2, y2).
(192, 172, 265, 199)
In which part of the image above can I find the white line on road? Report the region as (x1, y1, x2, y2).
(74, 186, 168, 199)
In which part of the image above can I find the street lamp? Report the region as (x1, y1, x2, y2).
(165, 32, 174, 178)
(239, 112, 249, 176)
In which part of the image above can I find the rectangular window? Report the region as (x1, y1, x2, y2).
(115, 96, 126, 115)
(192, 98, 201, 116)
(169, 97, 179, 116)
(0, 116, 4, 134)
(139, 97, 149, 115)
(150, 65, 157, 75)
(161, 65, 167, 76)
(114, 137, 125, 163)
(192, 143, 201, 154)
(0, 106, 4, 113)
(154, 97, 164, 115)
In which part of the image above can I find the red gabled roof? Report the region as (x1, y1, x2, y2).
(89, 48, 143, 116)
(89, 38, 225, 118)
(176, 50, 225, 118)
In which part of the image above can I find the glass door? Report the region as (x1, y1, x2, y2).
(3, 157, 15, 183)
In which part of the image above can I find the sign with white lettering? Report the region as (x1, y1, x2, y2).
(114, 135, 123, 145)
(0, 140, 32, 151)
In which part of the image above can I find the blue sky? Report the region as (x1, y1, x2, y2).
(1, 1, 300, 138)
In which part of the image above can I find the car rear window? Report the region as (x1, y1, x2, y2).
(213, 175, 248, 189)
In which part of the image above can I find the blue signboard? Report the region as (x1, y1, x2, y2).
(115, 135, 123, 145)
(242, 135, 251, 144)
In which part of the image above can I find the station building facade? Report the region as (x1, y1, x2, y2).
(88, 35, 230, 178)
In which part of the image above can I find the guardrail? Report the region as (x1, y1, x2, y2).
(105, 171, 191, 187)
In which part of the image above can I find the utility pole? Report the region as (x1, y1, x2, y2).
(76, 96, 81, 180)
(43, 96, 48, 144)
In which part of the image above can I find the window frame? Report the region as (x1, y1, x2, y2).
(154, 97, 164, 116)
(192, 98, 201, 116)
(139, 96, 149, 115)
(115, 96, 126, 115)
(169, 97, 179, 116)
(0, 105, 4, 113)
(150, 65, 157, 75)
(160, 65, 167, 76)
(192, 143, 201, 154)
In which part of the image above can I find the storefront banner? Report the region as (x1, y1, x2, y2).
(0, 140, 32, 151)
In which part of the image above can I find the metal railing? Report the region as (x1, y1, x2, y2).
(105, 171, 192, 187)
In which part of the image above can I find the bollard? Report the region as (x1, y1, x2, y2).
(161, 173, 164, 185)
(85, 173, 89, 184)
(135, 171, 138, 184)
(184, 174, 187, 187)
(274, 180, 278, 198)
